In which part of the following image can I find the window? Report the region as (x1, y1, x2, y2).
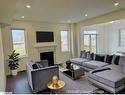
(83, 30, 97, 53)
(11, 29, 27, 57)
(60, 31, 70, 52)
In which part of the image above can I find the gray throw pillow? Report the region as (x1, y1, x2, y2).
(86, 51, 92, 60)
(119, 56, 125, 66)
(80, 50, 87, 58)
(111, 55, 120, 65)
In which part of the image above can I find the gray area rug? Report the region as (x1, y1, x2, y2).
(59, 72, 98, 94)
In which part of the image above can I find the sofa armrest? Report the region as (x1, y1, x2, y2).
(31, 66, 59, 92)
(26, 63, 33, 90)
(31, 66, 58, 72)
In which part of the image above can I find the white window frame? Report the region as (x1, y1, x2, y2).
(60, 30, 70, 52)
(83, 30, 98, 53)
(11, 28, 28, 58)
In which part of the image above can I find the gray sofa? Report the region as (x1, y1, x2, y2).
(70, 50, 125, 93)
(26, 60, 59, 93)
(88, 56, 125, 93)
(70, 51, 109, 72)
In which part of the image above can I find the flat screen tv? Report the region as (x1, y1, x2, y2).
(36, 31, 54, 42)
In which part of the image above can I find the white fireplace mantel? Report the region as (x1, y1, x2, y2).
(34, 42, 57, 64)
(34, 42, 57, 48)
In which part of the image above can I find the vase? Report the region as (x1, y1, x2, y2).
(11, 70, 18, 76)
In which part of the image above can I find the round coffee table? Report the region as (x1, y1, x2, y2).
(47, 80, 65, 93)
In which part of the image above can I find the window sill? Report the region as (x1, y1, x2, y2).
(61, 51, 70, 53)
(19, 54, 28, 58)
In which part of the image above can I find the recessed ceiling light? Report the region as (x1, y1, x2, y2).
(21, 16, 25, 18)
(114, 3, 119, 6)
(109, 21, 114, 23)
(85, 14, 88, 17)
(26, 5, 31, 8)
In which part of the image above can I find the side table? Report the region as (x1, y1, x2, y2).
(47, 80, 65, 93)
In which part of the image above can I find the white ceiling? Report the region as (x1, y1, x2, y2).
(0, 0, 16, 24)
(13, 0, 125, 23)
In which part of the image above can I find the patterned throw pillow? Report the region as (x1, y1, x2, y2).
(80, 50, 87, 58)
(86, 51, 94, 60)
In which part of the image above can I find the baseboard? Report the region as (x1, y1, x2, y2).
(6, 70, 26, 78)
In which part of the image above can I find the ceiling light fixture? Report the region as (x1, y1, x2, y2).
(26, 5, 31, 8)
(85, 14, 88, 17)
(21, 16, 25, 18)
(114, 3, 119, 6)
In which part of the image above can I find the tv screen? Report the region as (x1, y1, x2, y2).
(36, 31, 54, 42)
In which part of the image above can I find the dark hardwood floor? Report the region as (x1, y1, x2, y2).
(6, 71, 125, 94)
(6, 71, 32, 94)
(6, 71, 50, 94)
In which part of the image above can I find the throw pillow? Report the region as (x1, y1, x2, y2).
(80, 50, 87, 58)
(91, 53, 94, 60)
(37, 63, 43, 68)
(105, 55, 113, 64)
(32, 64, 39, 69)
(86, 52, 94, 60)
(111, 55, 120, 65)
(119, 56, 125, 66)
(95, 54, 105, 62)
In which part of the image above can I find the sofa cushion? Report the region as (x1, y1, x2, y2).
(104, 65, 123, 73)
(105, 55, 113, 64)
(94, 54, 105, 62)
(70, 58, 89, 65)
(80, 50, 87, 58)
(89, 69, 125, 88)
(82, 61, 108, 69)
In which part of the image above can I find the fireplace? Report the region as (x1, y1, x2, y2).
(40, 51, 54, 66)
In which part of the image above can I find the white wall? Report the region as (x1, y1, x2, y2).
(79, 19, 125, 55)
(0, 25, 6, 91)
(76, 9, 125, 56)
(106, 20, 125, 54)
(2, 21, 72, 75)
(80, 24, 108, 54)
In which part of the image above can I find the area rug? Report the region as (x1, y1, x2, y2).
(58, 72, 98, 94)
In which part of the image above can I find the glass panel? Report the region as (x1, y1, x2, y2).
(12, 29, 26, 56)
(91, 35, 97, 53)
(84, 30, 97, 35)
(61, 31, 70, 52)
(84, 35, 90, 51)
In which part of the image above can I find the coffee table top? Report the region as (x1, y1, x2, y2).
(59, 63, 80, 71)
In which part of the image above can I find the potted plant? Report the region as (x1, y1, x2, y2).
(8, 50, 20, 76)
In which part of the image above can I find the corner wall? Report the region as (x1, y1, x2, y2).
(0, 24, 6, 91)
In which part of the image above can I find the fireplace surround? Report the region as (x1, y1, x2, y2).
(34, 42, 57, 65)
(40, 51, 54, 66)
